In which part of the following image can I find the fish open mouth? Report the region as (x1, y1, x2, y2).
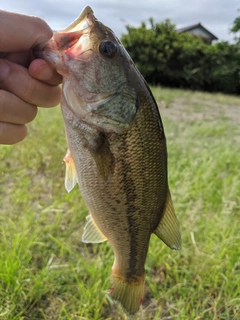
(33, 6, 95, 58)
(52, 6, 95, 51)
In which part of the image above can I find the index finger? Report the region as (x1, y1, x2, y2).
(0, 10, 53, 52)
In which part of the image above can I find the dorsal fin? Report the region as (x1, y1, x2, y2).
(63, 148, 78, 192)
(82, 215, 108, 243)
(154, 190, 181, 250)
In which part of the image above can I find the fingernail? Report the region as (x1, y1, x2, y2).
(0, 60, 10, 81)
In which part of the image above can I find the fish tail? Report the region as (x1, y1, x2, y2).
(109, 270, 145, 315)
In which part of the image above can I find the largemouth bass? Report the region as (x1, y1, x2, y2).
(34, 6, 181, 315)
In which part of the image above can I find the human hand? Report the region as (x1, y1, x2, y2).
(0, 10, 62, 145)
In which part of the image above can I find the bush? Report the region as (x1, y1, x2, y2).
(121, 19, 240, 94)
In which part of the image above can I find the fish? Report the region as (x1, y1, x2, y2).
(34, 6, 181, 315)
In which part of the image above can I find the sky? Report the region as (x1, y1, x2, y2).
(1, 0, 239, 43)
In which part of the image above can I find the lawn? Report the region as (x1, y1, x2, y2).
(0, 87, 239, 319)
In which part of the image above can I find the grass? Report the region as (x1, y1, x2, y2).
(0, 86, 240, 319)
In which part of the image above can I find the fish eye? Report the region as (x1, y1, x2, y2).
(99, 40, 117, 58)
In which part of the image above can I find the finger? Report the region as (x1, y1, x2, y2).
(0, 10, 53, 52)
(0, 60, 61, 108)
(28, 59, 62, 86)
(0, 122, 27, 145)
(0, 51, 31, 67)
(0, 90, 37, 124)
(3, 51, 31, 67)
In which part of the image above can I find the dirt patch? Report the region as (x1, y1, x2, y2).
(158, 97, 240, 125)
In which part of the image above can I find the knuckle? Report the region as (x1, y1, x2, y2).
(51, 86, 62, 106)
(16, 125, 27, 143)
(31, 16, 53, 44)
(0, 123, 6, 142)
(41, 86, 62, 108)
(0, 123, 27, 145)
(21, 77, 37, 103)
(0, 89, 37, 124)
(25, 105, 38, 123)
(0, 91, 8, 118)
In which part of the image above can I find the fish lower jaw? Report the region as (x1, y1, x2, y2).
(41, 51, 70, 77)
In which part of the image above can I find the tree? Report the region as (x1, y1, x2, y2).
(121, 18, 240, 94)
(121, 19, 212, 89)
(231, 9, 240, 42)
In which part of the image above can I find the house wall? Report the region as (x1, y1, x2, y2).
(189, 27, 212, 39)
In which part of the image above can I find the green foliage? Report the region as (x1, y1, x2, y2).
(231, 9, 240, 42)
(209, 41, 240, 93)
(121, 19, 240, 94)
(231, 16, 240, 33)
(0, 88, 240, 319)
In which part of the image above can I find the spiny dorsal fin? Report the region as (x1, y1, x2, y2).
(154, 190, 181, 250)
(63, 148, 78, 192)
(82, 215, 107, 243)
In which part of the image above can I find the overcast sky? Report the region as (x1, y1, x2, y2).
(1, 0, 239, 43)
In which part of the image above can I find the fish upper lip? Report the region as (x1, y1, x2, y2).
(63, 6, 94, 32)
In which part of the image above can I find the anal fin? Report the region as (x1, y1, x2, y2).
(154, 190, 181, 250)
(82, 214, 108, 243)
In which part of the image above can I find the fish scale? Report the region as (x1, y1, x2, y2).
(34, 5, 181, 315)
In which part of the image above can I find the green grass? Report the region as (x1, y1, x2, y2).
(0, 87, 240, 319)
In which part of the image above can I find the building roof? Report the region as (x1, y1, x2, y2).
(177, 23, 218, 40)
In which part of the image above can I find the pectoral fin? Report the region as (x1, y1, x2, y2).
(154, 190, 181, 250)
(82, 214, 107, 243)
(63, 148, 78, 192)
(89, 133, 115, 180)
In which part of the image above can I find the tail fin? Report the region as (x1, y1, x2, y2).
(110, 271, 145, 315)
